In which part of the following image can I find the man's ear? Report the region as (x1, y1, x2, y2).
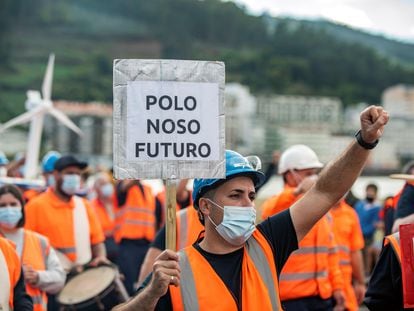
(198, 198, 210, 216)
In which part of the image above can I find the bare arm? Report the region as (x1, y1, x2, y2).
(351, 250, 366, 304)
(90, 242, 111, 266)
(392, 213, 414, 233)
(291, 106, 389, 241)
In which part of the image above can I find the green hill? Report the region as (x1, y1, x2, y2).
(0, 0, 413, 123)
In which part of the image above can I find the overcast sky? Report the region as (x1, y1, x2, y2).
(230, 0, 414, 43)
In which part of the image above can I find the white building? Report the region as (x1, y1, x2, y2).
(381, 84, 414, 160)
(44, 101, 113, 168)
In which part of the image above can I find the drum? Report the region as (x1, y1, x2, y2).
(57, 266, 129, 310)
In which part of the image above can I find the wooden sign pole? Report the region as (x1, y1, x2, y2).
(165, 179, 177, 250)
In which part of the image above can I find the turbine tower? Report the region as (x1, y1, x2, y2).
(0, 54, 83, 179)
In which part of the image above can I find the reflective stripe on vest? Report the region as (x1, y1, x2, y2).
(292, 246, 329, 255)
(245, 234, 279, 310)
(0, 247, 11, 311)
(338, 245, 350, 253)
(177, 209, 188, 251)
(172, 230, 280, 310)
(279, 270, 328, 281)
(384, 232, 401, 264)
(55, 246, 76, 255)
(114, 184, 156, 242)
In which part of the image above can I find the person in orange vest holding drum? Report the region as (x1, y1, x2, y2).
(0, 184, 66, 311)
(114, 179, 159, 295)
(261, 144, 345, 311)
(112, 104, 389, 311)
(331, 199, 366, 311)
(90, 171, 118, 262)
(24, 155, 108, 310)
(0, 236, 32, 310)
(137, 205, 204, 284)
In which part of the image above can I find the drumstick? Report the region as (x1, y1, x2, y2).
(389, 174, 414, 181)
(165, 179, 177, 251)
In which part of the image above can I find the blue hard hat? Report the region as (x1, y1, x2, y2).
(42, 151, 61, 173)
(192, 150, 265, 208)
(0, 151, 9, 166)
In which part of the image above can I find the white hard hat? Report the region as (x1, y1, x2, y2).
(278, 144, 323, 174)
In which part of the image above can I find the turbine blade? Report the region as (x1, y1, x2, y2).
(48, 107, 83, 136)
(42, 54, 55, 101)
(0, 106, 47, 132)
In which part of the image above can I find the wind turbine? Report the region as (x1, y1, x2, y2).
(0, 54, 83, 179)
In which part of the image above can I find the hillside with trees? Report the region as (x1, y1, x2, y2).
(1, 0, 414, 122)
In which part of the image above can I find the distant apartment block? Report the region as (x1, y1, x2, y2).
(45, 101, 112, 167)
(382, 84, 414, 160)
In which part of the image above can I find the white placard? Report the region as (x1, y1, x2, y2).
(113, 59, 225, 180)
(126, 81, 219, 161)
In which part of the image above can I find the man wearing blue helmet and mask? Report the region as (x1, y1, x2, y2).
(42, 151, 61, 188)
(114, 105, 389, 311)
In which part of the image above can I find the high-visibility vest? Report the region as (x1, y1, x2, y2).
(21, 230, 50, 311)
(384, 233, 401, 263)
(262, 186, 343, 301)
(114, 184, 156, 242)
(261, 185, 296, 220)
(279, 215, 343, 300)
(170, 230, 282, 310)
(156, 190, 194, 228)
(331, 201, 364, 311)
(91, 197, 116, 237)
(175, 206, 204, 251)
(0, 237, 21, 311)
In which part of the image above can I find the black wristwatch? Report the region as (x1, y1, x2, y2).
(355, 129, 378, 149)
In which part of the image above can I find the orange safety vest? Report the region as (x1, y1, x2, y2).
(331, 201, 364, 311)
(175, 206, 204, 250)
(262, 186, 343, 301)
(384, 233, 401, 263)
(279, 215, 343, 300)
(261, 185, 296, 220)
(0, 237, 21, 310)
(21, 230, 50, 311)
(114, 184, 156, 243)
(91, 197, 116, 238)
(170, 230, 282, 310)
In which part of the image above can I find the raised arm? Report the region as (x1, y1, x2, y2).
(291, 105, 389, 241)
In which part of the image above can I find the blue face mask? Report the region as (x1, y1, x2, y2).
(207, 199, 256, 246)
(0, 206, 22, 229)
(100, 183, 114, 198)
(61, 174, 81, 196)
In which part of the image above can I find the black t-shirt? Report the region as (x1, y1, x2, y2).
(138, 209, 298, 310)
(396, 183, 414, 219)
(364, 242, 409, 310)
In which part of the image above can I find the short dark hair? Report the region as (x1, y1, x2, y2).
(0, 184, 26, 227)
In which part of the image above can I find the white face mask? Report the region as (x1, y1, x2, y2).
(100, 183, 114, 198)
(61, 174, 81, 196)
(0, 206, 22, 229)
(0, 167, 7, 177)
(206, 199, 256, 246)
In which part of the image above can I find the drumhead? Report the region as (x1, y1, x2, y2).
(58, 266, 116, 305)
